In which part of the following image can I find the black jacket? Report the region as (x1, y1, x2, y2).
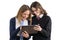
(10, 17, 30, 40)
(32, 14, 51, 40)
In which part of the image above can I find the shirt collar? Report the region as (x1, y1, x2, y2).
(39, 14, 43, 18)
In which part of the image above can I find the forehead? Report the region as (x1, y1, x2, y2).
(32, 7, 36, 11)
(23, 10, 30, 14)
(32, 7, 40, 11)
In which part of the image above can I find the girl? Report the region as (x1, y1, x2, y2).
(10, 5, 31, 40)
(30, 1, 51, 40)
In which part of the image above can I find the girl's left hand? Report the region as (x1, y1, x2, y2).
(22, 31, 29, 38)
(34, 25, 42, 31)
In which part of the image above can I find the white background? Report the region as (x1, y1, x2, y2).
(0, 0, 60, 40)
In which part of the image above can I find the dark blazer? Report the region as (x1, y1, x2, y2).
(32, 14, 51, 40)
(10, 17, 30, 40)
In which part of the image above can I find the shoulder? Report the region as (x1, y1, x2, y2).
(10, 17, 15, 22)
(43, 15, 51, 23)
(43, 14, 51, 20)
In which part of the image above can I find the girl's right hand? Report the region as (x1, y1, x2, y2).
(22, 31, 29, 38)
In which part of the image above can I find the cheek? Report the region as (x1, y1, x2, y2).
(22, 15, 29, 18)
(25, 15, 29, 18)
(22, 14, 26, 18)
(26, 15, 29, 18)
(22, 14, 25, 17)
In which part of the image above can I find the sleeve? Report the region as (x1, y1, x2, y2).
(10, 18, 20, 38)
(38, 17, 52, 38)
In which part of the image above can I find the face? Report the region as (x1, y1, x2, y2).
(32, 7, 41, 17)
(22, 10, 30, 20)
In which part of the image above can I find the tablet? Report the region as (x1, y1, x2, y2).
(20, 25, 38, 34)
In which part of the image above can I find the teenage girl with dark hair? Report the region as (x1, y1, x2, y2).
(30, 1, 52, 40)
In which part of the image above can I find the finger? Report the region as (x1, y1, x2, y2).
(24, 31, 28, 34)
(34, 26, 38, 28)
(36, 25, 40, 28)
(20, 27, 22, 30)
(22, 32, 25, 37)
(22, 32, 24, 35)
(35, 25, 38, 27)
(37, 26, 40, 28)
(33, 27, 36, 29)
(24, 31, 27, 33)
(22, 32, 26, 36)
(34, 27, 37, 30)
(35, 25, 39, 28)
(22, 32, 24, 34)
(34, 28, 38, 30)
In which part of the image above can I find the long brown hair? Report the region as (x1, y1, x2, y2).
(30, 1, 47, 15)
(16, 5, 32, 25)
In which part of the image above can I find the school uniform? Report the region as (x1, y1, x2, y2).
(10, 17, 30, 40)
(32, 14, 51, 40)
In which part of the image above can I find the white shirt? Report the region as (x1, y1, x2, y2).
(16, 18, 28, 29)
(31, 14, 43, 18)
(39, 14, 43, 18)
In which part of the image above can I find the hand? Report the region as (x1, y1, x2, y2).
(33, 25, 42, 31)
(20, 27, 22, 30)
(22, 31, 29, 38)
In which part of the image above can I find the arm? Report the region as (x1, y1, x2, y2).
(10, 18, 20, 38)
(38, 17, 51, 38)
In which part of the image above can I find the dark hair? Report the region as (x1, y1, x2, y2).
(30, 1, 47, 15)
